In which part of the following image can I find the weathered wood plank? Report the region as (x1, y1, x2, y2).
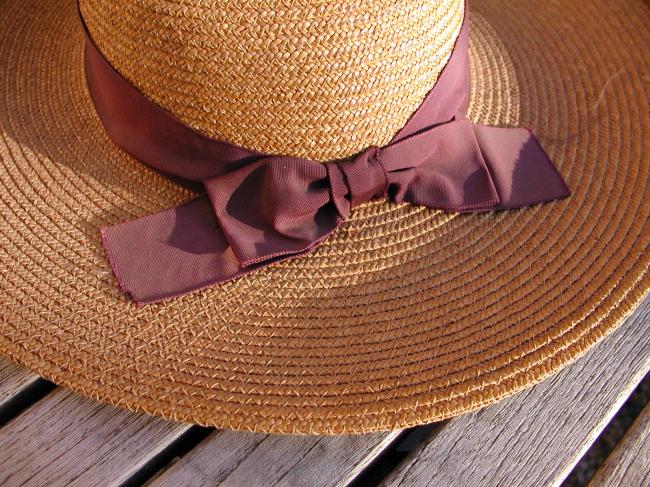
(150, 428, 400, 487)
(382, 295, 650, 487)
(0, 389, 191, 487)
(588, 402, 650, 487)
(0, 358, 41, 411)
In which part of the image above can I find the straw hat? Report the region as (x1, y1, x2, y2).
(0, 0, 647, 434)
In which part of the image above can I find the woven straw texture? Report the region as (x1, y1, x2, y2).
(0, 0, 649, 435)
(78, 0, 465, 161)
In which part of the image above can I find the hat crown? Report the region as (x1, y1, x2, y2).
(79, 0, 465, 161)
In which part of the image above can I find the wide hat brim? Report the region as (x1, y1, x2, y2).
(1, 0, 648, 434)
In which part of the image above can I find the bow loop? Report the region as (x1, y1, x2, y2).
(204, 157, 339, 268)
(388, 119, 501, 211)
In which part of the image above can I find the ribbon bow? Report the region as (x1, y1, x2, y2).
(85, 11, 569, 304)
(204, 119, 567, 271)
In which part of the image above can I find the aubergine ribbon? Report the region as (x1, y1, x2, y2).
(84, 13, 570, 304)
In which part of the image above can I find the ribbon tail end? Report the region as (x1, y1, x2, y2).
(474, 125, 571, 210)
(504, 129, 571, 208)
(100, 226, 142, 306)
(99, 196, 249, 305)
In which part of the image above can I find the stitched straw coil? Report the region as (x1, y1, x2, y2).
(79, 0, 465, 161)
(0, 0, 648, 434)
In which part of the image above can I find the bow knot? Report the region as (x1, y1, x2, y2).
(327, 147, 388, 218)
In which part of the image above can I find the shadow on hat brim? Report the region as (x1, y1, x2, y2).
(0, 0, 648, 434)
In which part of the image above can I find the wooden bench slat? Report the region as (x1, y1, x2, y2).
(588, 401, 650, 487)
(150, 429, 399, 487)
(0, 389, 191, 487)
(382, 295, 650, 487)
(0, 358, 41, 411)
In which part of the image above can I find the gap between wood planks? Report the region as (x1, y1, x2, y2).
(0, 379, 55, 428)
(0, 360, 55, 428)
(563, 371, 650, 486)
(123, 426, 213, 487)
